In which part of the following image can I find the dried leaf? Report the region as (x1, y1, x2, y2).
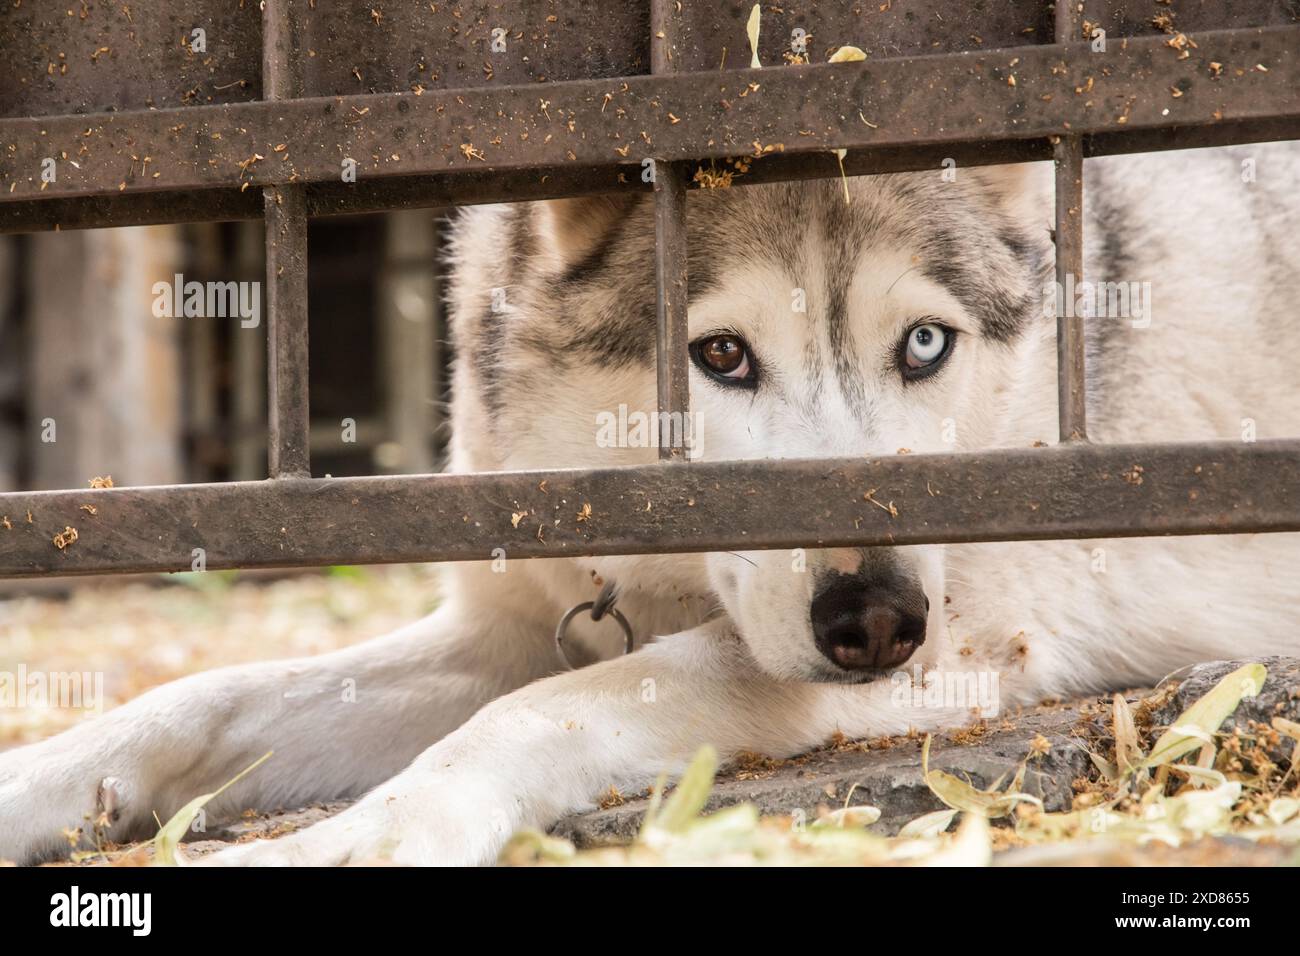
(1112, 693, 1143, 777)
(1273, 716, 1300, 741)
(1172, 763, 1228, 789)
(1142, 663, 1266, 768)
(1267, 797, 1300, 826)
(1090, 750, 1118, 783)
(746, 4, 761, 68)
(828, 45, 867, 63)
(813, 805, 881, 829)
(921, 734, 1041, 818)
(897, 808, 958, 839)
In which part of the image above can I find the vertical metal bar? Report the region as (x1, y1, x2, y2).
(1054, 2, 1088, 442)
(651, 0, 690, 461)
(653, 162, 690, 461)
(262, 0, 311, 477)
(232, 220, 268, 480)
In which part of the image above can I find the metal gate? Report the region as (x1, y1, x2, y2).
(0, 1, 1297, 579)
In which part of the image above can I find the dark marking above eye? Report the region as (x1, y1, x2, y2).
(999, 227, 1033, 263)
(921, 228, 1040, 343)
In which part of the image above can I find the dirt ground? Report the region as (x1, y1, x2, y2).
(0, 565, 442, 749)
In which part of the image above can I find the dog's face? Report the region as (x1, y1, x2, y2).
(453, 169, 1053, 682)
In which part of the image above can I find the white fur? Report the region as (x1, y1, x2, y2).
(1, 145, 1296, 866)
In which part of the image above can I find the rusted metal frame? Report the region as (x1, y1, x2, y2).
(9, 114, 1300, 236)
(1054, 2, 1089, 443)
(2, 0, 1286, 122)
(262, 1, 311, 478)
(2, 26, 1295, 204)
(651, 0, 691, 461)
(1, 438, 1296, 579)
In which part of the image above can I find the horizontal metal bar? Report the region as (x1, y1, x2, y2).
(2, 26, 1295, 205)
(1, 439, 1295, 579)
(5, 112, 1300, 235)
(5, 0, 1289, 120)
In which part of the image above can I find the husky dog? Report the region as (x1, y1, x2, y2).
(1, 143, 1297, 865)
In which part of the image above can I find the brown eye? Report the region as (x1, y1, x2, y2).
(691, 333, 755, 386)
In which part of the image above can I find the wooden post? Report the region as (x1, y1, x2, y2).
(376, 210, 438, 474)
(26, 227, 184, 490)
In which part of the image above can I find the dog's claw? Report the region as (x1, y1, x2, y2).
(96, 776, 125, 824)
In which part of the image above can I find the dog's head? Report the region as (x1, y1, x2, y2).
(450, 167, 1054, 682)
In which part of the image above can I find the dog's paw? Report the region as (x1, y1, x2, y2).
(200, 775, 513, 867)
(0, 747, 139, 865)
(200, 833, 354, 867)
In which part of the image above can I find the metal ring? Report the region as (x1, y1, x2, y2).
(554, 600, 634, 671)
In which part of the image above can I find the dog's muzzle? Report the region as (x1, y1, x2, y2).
(810, 572, 928, 674)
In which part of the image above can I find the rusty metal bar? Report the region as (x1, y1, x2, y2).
(8, 114, 1300, 236)
(651, 0, 691, 460)
(1, 439, 1296, 579)
(262, 1, 311, 478)
(3, 0, 1289, 122)
(652, 161, 691, 461)
(1054, 1, 1088, 442)
(262, 186, 310, 477)
(1054, 138, 1088, 442)
(2, 26, 1295, 204)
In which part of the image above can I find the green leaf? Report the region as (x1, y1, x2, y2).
(648, 746, 718, 834)
(152, 751, 273, 866)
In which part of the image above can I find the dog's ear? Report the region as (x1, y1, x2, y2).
(534, 195, 638, 273)
(972, 162, 1053, 226)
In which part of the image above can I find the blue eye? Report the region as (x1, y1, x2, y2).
(903, 323, 954, 377)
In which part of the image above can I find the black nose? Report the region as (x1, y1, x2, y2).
(811, 576, 927, 672)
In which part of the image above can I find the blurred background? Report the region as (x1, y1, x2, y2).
(0, 213, 451, 748)
(0, 213, 450, 490)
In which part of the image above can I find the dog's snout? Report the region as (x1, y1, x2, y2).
(810, 576, 927, 673)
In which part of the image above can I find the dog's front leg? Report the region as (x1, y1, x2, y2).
(209, 619, 956, 866)
(0, 573, 560, 865)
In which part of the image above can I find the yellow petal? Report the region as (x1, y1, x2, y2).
(828, 45, 867, 63)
